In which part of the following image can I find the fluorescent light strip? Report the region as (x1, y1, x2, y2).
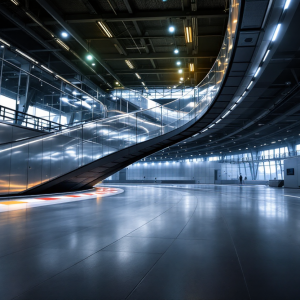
(272, 24, 281, 41)
(185, 27, 192, 43)
(125, 59, 134, 69)
(236, 97, 243, 103)
(97, 21, 113, 38)
(135, 73, 141, 79)
(40, 65, 53, 73)
(56, 75, 70, 84)
(263, 50, 270, 62)
(55, 39, 70, 51)
(15, 49, 38, 63)
(223, 110, 231, 118)
(10, 0, 19, 5)
(189, 63, 194, 72)
(284, 0, 291, 10)
(201, 129, 208, 133)
(216, 119, 222, 123)
(230, 104, 237, 110)
(208, 124, 215, 128)
(247, 81, 253, 89)
(141, 82, 146, 86)
(254, 67, 261, 77)
(242, 91, 246, 96)
(0, 38, 10, 47)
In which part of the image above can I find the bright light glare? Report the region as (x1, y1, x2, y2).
(61, 32, 68, 38)
(169, 26, 175, 33)
(174, 48, 179, 54)
(176, 61, 181, 65)
(284, 0, 291, 9)
(178, 69, 183, 74)
(272, 24, 281, 41)
(87, 54, 93, 60)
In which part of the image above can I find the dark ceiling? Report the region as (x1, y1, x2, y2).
(146, 0, 300, 160)
(0, 0, 228, 90)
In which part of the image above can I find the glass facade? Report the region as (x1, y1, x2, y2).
(0, 45, 107, 130)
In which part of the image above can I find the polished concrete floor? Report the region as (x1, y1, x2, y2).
(1, 184, 300, 300)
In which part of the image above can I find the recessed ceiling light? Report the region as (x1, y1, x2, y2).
(87, 54, 93, 60)
(176, 61, 181, 66)
(174, 48, 179, 54)
(178, 69, 183, 74)
(92, 63, 95, 66)
(61, 32, 68, 38)
(169, 26, 175, 33)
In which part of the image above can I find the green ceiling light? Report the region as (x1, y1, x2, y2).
(87, 54, 93, 61)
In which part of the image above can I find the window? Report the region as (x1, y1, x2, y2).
(0, 95, 16, 110)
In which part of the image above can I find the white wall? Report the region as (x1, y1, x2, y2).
(284, 157, 300, 188)
(123, 161, 239, 183)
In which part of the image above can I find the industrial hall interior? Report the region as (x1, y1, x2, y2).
(1, 0, 300, 299)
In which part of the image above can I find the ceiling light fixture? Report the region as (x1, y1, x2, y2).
(97, 21, 113, 38)
(61, 32, 68, 38)
(263, 50, 270, 62)
(254, 67, 261, 77)
(15, 49, 38, 64)
(56, 39, 70, 51)
(0, 38, 10, 47)
(125, 60, 134, 69)
(184, 26, 192, 43)
(135, 73, 141, 79)
(10, 0, 19, 5)
(86, 54, 93, 60)
(284, 0, 291, 9)
(223, 110, 231, 118)
(189, 63, 194, 72)
(169, 26, 175, 33)
(40, 65, 53, 73)
(176, 61, 181, 66)
(174, 48, 179, 54)
(141, 82, 146, 86)
(272, 24, 281, 41)
(247, 81, 253, 89)
(180, 77, 184, 81)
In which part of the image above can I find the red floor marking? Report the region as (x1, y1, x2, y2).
(66, 195, 81, 198)
(37, 197, 60, 200)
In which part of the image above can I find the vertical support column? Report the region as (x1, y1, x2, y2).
(16, 63, 30, 125)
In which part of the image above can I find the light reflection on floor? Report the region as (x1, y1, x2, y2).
(0, 187, 123, 213)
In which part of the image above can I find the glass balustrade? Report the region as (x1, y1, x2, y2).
(0, 0, 240, 194)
